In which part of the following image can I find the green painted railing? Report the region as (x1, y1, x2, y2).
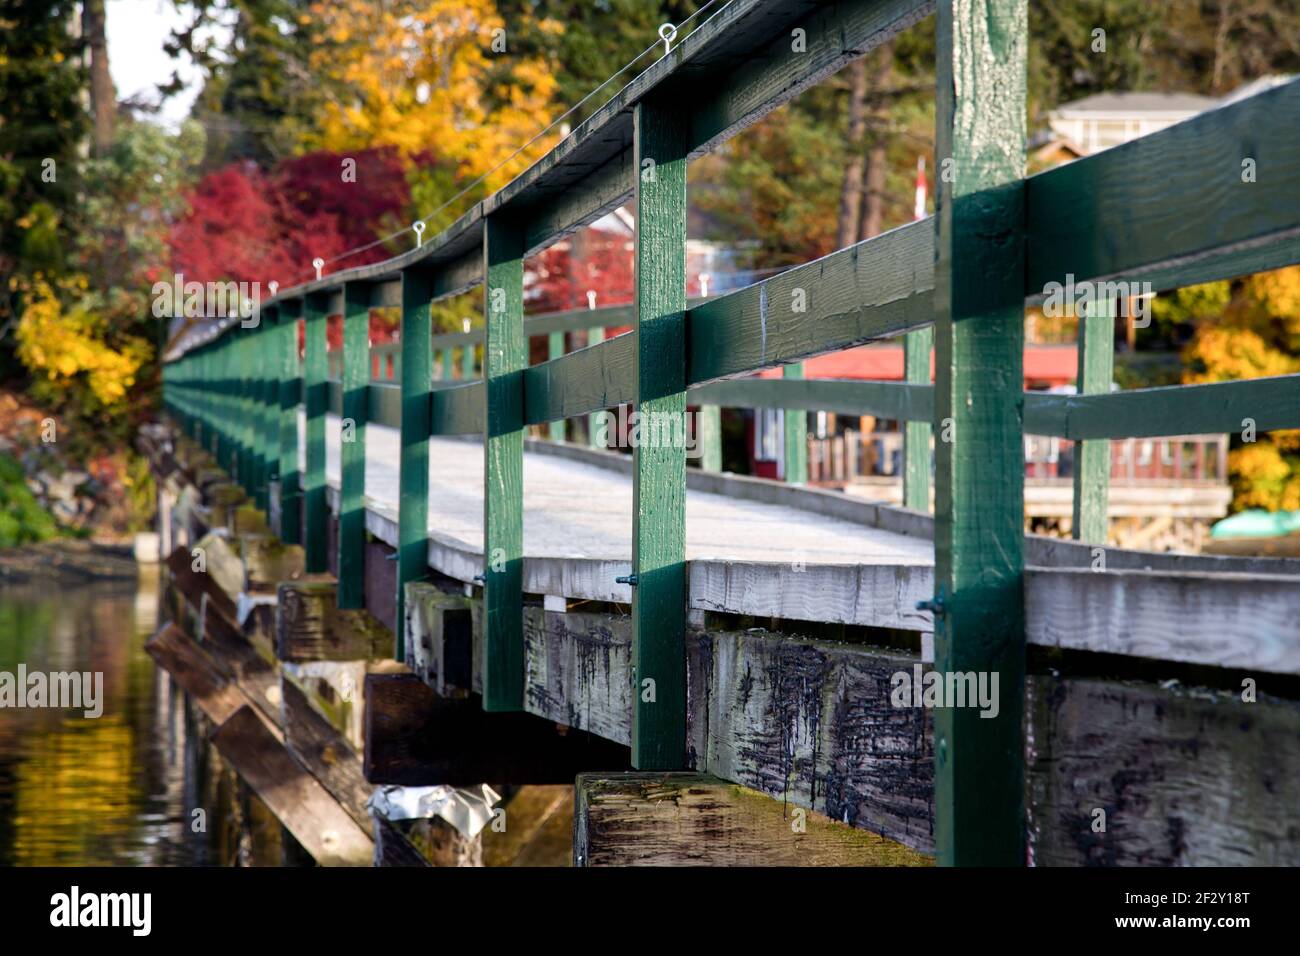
(162, 0, 1300, 866)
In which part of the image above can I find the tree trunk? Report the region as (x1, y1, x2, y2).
(84, 0, 116, 156)
(857, 46, 895, 241)
(836, 59, 868, 248)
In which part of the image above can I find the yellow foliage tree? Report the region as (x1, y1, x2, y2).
(15, 276, 152, 425)
(1182, 265, 1300, 512)
(304, 0, 562, 229)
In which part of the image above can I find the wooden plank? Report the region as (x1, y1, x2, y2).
(364, 538, 399, 633)
(367, 382, 401, 428)
(210, 705, 374, 866)
(1026, 567, 1300, 675)
(277, 299, 302, 545)
(362, 673, 629, 785)
(631, 95, 689, 770)
(523, 332, 636, 425)
(782, 362, 807, 483)
(1026, 77, 1300, 295)
(931, 0, 1027, 866)
(280, 675, 373, 831)
(397, 267, 433, 662)
(692, 376, 934, 420)
(339, 282, 370, 608)
(1026, 374, 1300, 440)
(144, 623, 244, 725)
(431, 380, 485, 435)
(304, 291, 330, 571)
(688, 628, 934, 851)
(688, 221, 934, 385)
(482, 215, 526, 711)
(164, 543, 239, 625)
(277, 580, 393, 662)
(903, 326, 933, 511)
(574, 773, 932, 867)
(1072, 297, 1114, 543)
(405, 582, 474, 696)
(1026, 675, 1300, 865)
(524, 608, 632, 745)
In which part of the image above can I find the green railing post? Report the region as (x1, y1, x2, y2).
(698, 404, 721, 471)
(256, 307, 276, 513)
(461, 340, 474, 380)
(339, 281, 370, 608)
(1072, 297, 1114, 544)
(397, 267, 433, 663)
(783, 362, 807, 484)
(238, 324, 254, 496)
(278, 299, 303, 545)
(482, 215, 526, 711)
(257, 306, 279, 513)
(903, 327, 934, 510)
(304, 291, 330, 571)
(630, 96, 689, 770)
(547, 330, 565, 441)
(932, 0, 1027, 866)
(587, 324, 607, 448)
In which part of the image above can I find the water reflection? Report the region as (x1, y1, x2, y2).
(0, 564, 209, 866)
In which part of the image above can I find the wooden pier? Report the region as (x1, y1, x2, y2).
(153, 0, 1300, 866)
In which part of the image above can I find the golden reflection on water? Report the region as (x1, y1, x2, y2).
(0, 564, 203, 866)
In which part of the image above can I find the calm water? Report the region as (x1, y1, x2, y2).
(0, 564, 208, 866)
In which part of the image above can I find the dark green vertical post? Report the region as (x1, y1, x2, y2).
(697, 404, 721, 471)
(461, 341, 474, 379)
(238, 326, 254, 495)
(396, 268, 433, 662)
(587, 324, 607, 448)
(303, 291, 329, 572)
(339, 282, 370, 608)
(631, 96, 688, 770)
(782, 362, 807, 484)
(903, 327, 934, 511)
(482, 216, 525, 711)
(279, 299, 302, 545)
(932, 0, 1027, 866)
(547, 330, 564, 441)
(1072, 298, 1114, 543)
(257, 306, 278, 513)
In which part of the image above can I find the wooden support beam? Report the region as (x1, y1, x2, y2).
(144, 623, 245, 725)
(280, 675, 373, 832)
(405, 582, 474, 695)
(277, 580, 393, 662)
(782, 362, 807, 484)
(363, 672, 630, 786)
(931, 0, 1028, 866)
(631, 95, 689, 769)
(903, 326, 933, 511)
(1026, 675, 1300, 865)
(339, 281, 370, 608)
(482, 216, 526, 710)
(277, 298, 302, 545)
(164, 543, 239, 627)
(1072, 297, 1114, 543)
(210, 705, 375, 866)
(574, 773, 932, 867)
(304, 291, 330, 570)
(397, 267, 433, 662)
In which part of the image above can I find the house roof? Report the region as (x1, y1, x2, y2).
(757, 344, 1079, 385)
(1052, 91, 1217, 115)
